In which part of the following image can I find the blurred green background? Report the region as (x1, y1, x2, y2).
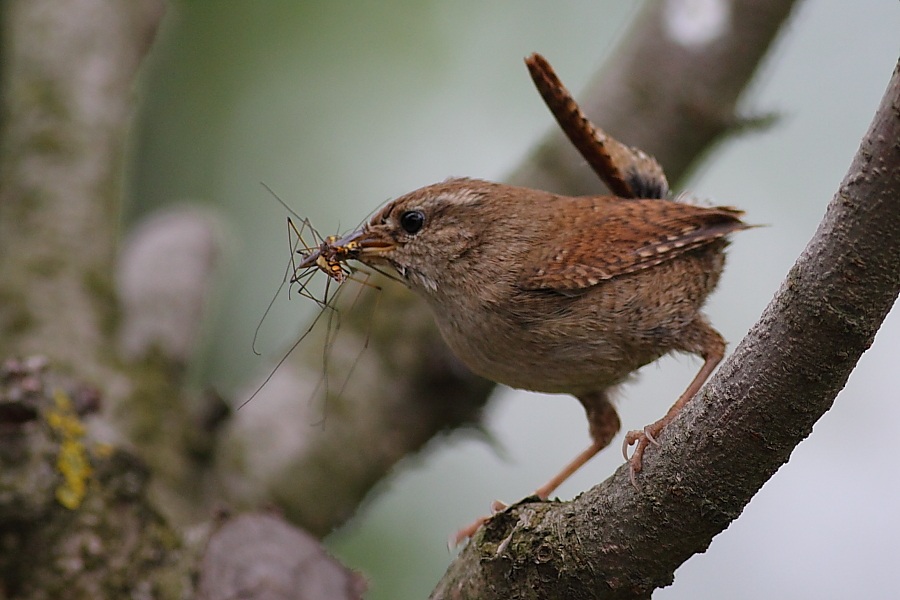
(129, 2, 899, 598)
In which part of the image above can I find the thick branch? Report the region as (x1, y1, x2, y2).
(0, 358, 363, 599)
(431, 56, 900, 600)
(0, 0, 228, 527)
(226, 0, 803, 535)
(0, 0, 164, 381)
(0, 358, 193, 598)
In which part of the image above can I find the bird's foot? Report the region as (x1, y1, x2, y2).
(622, 425, 662, 488)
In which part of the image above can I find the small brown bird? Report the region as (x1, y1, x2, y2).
(342, 177, 747, 498)
(301, 54, 750, 542)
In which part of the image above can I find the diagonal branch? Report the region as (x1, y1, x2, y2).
(431, 55, 900, 600)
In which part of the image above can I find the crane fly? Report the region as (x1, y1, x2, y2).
(240, 191, 383, 413)
(292, 226, 364, 288)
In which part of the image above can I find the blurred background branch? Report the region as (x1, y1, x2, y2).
(0, 0, 162, 381)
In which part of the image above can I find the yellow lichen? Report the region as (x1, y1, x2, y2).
(47, 389, 92, 509)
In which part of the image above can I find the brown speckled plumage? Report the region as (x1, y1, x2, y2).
(354, 178, 745, 394)
(345, 175, 750, 543)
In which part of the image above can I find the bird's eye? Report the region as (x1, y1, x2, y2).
(399, 210, 425, 235)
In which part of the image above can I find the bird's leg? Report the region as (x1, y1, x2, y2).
(535, 391, 619, 499)
(623, 320, 725, 483)
(452, 391, 619, 546)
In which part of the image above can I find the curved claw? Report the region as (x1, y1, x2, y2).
(622, 428, 648, 459)
(643, 425, 660, 446)
(622, 425, 663, 488)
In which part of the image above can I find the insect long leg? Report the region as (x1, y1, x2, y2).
(307, 267, 383, 426)
(252, 267, 291, 356)
(291, 267, 333, 308)
(253, 217, 315, 354)
(253, 215, 332, 355)
(309, 275, 344, 427)
(245, 197, 383, 415)
(332, 270, 383, 400)
(239, 289, 342, 411)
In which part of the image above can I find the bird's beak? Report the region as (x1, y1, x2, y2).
(338, 227, 395, 262)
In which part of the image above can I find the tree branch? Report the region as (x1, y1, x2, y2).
(0, 0, 163, 380)
(0, 0, 236, 528)
(3, 0, 849, 596)
(431, 55, 900, 600)
(0, 357, 364, 599)
(0, 358, 193, 597)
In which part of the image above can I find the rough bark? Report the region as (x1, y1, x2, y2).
(0, 358, 194, 598)
(0, 0, 162, 381)
(430, 56, 900, 600)
(0, 0, 234, 530)
(0, 358, 364, 598)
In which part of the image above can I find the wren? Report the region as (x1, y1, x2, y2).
(303, 54, 750, 542)
(348, 175, 746, 478)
